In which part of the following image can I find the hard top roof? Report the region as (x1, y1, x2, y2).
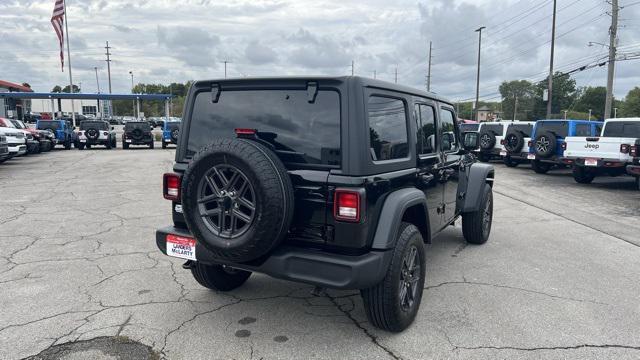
(192, 76, 453, 106)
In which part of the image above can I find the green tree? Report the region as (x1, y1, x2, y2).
(574, 86, 607, 120)
(51, 85, 62, 93)
(532, 73, 578, 119)
(52, 84, 80, 93)
(621, 87, 640, 117)
(499, 80, 535, 121)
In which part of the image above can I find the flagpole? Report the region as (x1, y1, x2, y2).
(63, 0, 76, 128)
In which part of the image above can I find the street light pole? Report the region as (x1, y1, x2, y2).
(129, 71, 135, 118)
(604, 0, 619, 119)
(474, 26, 486, 122)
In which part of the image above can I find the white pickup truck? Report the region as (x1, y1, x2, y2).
(564, 118, 640, 185)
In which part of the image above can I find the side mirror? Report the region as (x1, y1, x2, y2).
(462, 132, 479, 151)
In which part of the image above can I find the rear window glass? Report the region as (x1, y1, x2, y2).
(508, 124, 533, 137)
(368, 96, 408, 161)
(459, 124, 479, 132)
(125, 122, 151, 130)
(80, 121, 108, 130)
(166, 122, 181, 130)
(537, 122, 568, 137)
(480, 124, 503, 134)
(37, 121, 60, 130)
(188, 89, 341, 167)
(602, 121, 640, 138)
(575, 124, 591, 136)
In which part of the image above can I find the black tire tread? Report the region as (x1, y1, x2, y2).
(190, 262, 251, 291)
(462, 184, 492, 245)
(361, 222, 425, 332)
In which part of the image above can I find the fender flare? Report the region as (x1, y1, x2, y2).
(371, 188, 430, 250)
(461, 163, 494, 213)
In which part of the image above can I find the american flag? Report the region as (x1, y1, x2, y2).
(51, 0, 65, 72)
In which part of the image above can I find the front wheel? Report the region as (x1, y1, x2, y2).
(162, 141, 167, 149)
(123, 142, 129, 149)
(462, 184, 493, 245)
(572, 166, 596, 184)
(149, 141, 154, 149)
(106, 140, 112, 150)
(77, 143, 85, 150)
(190, 262, 251, 291)
(361, 222, 425, 332)
(64, 140, 72, 150)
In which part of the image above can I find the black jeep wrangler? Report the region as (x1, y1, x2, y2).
(122, 121, 155, 149)
(156, 77, 494, 332)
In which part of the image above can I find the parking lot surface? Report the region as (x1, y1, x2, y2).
(1, 149, 639, 360)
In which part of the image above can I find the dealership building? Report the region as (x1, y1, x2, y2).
(0, 80, 33, 118)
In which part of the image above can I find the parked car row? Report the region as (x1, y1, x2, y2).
(0, 117, 57, 163)
(76, 119, 182, 150)
(469, 118, 640, 190)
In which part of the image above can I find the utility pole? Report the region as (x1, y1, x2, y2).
(351, 60, 354, 76)
(94, 67, 100, 118)
(513, 94, 518, 121)
(563, 110, 568, 120)
(546, 0, 557, 119)
(614, 107, 618, 118)
(474, 26, 486, 122)
(394, 66, 398, 84)
(427, 40, 432, 92)
(604, 0, 619, 119)
(129, 71, 135, 118)
(222, 60, 229, 78)
(589, 109, 592, 120)
(105, 41, 112, 119)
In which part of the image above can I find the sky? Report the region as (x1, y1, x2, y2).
(1, 0, 640, 103)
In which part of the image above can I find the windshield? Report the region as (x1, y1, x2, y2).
(1, 119, 16, 128)
(459, 124, 479, 132)
(536, 122, 569, 137)
(602, 121, 640, 138)
(37, 121, 61, 131)
(10, 120, 27, 129)
(187, 89, 341, 167)
(80, 121, 109, 130)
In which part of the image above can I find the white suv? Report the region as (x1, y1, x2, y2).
(499, 122, 535, 167)
(77, 120, 117, 150)
(564, 118, 640, 184)
(0, 127, 27, 158)
(474, 121, 520, 162)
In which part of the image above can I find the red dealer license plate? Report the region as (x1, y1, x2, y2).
(166, 234, 196, 260)
(585, 158, 598, 167)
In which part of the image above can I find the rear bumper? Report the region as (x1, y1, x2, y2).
(155, 226, 392, 290)
(502, 151, 530, 160)
(528, 154, 565, 164)
(570, 158, 628, 169)
(8, 144, 27, 156)
(80, 137, 110, 145)
(124, 138, 153, 145)
(628, 165, 640, 176)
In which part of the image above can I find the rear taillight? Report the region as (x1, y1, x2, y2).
(235, 128, 257, 135)
(620, 144, 630, 154)
(561, 142, 567, 150)
(528, 141, 532, 147)
(103, 132, 108, 136)
(500, 139, 505, 145)
(163, 173, 181, 201)
(334, 190, 362, 222)
(631, 146, 638, 157)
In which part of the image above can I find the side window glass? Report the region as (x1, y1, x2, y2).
(418, 105, 436, 154)
(595, 124, 603, 135)
(368, 96, 408, 161)
(439, 109, 458, 152)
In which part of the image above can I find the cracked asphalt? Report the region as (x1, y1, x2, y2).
(1, 149, 639, 360)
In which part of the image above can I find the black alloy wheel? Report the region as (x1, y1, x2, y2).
(197, 164, 256, 239)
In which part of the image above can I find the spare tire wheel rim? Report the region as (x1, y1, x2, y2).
(480, 134, 491, 148)
(399, 245, 420, 312)
(197, 164, 256, 239)
(87, 129, 98, 139)
(505, 134, 517, 152)
(171, 129, 179, 141)
(536, 136, 550, 154)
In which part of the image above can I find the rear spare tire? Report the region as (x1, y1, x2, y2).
(181, 138, 295, 263)
(534, 132, 556, 158)
(504, 132, 525, 153)
(479, 131, 496, 150)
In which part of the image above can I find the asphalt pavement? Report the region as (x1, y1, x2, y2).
(1, 149, 639, 360)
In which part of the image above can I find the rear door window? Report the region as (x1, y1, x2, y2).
(189, 89, 341, 167)
(480, 124, 503, 134)
(80, 122, 108, 130)
(602, 121, 640, 138)
(459, 124, 479, 132)
(368, 96, 409, 161)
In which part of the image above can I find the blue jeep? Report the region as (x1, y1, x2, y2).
(161, 119, 181, 149)
(527, 119, 603, 174)
(36, 119, 76, 150)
